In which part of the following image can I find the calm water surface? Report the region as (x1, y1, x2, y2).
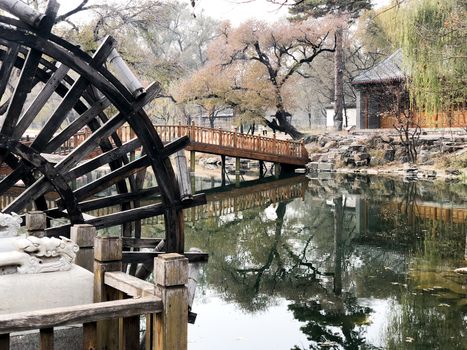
(174, 175, 466, 350)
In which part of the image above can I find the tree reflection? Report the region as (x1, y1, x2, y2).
(181, 176, 466, 349)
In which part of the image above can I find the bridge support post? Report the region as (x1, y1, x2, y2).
(274, 163, 281, 178)
(190, 150, 196, 173)
(221, 155, 226, 186)
(259, 160, 264, 178)
(190, 150, 196, 193)
(235, 157, 240, 187)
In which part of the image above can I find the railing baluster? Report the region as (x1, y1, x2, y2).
(83, 322, 97, 350)
(0, 333, 10, 350)
(40, 328, 54, 350)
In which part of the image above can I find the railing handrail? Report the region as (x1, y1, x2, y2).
(0, 296, 162, 334)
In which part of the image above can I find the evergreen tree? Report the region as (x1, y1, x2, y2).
(289, 0, 372, 131)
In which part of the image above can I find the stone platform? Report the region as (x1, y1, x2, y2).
(0, 265, 93, 314)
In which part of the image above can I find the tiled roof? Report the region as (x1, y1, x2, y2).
(352, 49, 406, 85)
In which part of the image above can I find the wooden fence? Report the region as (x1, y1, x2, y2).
(0, 228, 189, 350)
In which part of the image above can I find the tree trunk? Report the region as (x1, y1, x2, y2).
(265, 110, 304, 140)
(334, 25, 344, 131)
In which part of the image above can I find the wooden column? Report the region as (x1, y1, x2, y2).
(221, 155, 226, 187)
(94, 236, 122, 350)
(25, 210, 46, 237)
(190, 150, 196, 173)
(274, 163, 281, 178)
(235, 157, 240, 187)
(153, 254, 188, 350)
(70, 224, 96, 272)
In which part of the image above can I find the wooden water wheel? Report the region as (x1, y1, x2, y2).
(0, 0, 204, 253)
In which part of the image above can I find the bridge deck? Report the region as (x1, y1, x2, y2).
(20, 124, 309, 166)
(153, 125, 309, 166)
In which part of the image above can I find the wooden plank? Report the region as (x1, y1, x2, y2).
(40, 328, 54, 350)
(0, 297, 162, 334)
(122, 315, 140, 350)
(0, 333, 9, 349)
(122, 251, 208, 265)
(83, 322, 97, 350)
(104, 271, 155, 297)
(122, 237, 163, 249)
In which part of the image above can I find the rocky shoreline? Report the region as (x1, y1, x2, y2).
(303, 129, 467, 182)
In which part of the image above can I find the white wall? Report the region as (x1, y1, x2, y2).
(326, 108, 357, 129)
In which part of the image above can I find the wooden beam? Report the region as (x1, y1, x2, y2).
(0, 297, 162, 334)
(77, 187, 160, 212)
(122, 238, 163, 249)
(73, 155, 150, 201)
(122, 251, 208, 265)
(104, 271, 155, 298)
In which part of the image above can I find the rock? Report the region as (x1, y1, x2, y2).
(323, 140, 337, 150)
(454, 267, 467, 274)
(354, 152, 370, 161)
(308, 153, 322, 162)
(306, 162, 319, 173)
(318, 162, 335, 172)
(446, 168, 461, 176)
(384, 149, 395, 162)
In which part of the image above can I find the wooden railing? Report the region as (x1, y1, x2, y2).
(0, 229, 190, 350)
(152, 124, 308, 159)
(22, 123, 308, 164)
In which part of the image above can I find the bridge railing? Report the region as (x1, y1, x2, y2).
(153, 124, 308, 159)
(39, 123, 307, 159)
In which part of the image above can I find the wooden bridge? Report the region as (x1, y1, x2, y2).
(52, 123, 309, 168)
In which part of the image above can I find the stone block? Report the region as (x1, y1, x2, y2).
(318, 162, 335, 172)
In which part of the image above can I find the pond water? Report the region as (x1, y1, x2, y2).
(178, 175, 466, 350)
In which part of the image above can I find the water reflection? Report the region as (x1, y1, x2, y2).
(183, 175, 466, 349)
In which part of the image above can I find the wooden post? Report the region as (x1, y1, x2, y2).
(94, 236, 122, 350)
(235, 157, 240, 187)
(190, 150, 196, 174)
(221, 155, 226, 187)
(26, 210, 46, 237)
(174, 150, 192, 203)
(259, 160, 264, 178)
(153, 254, 188, 350)
(70, 224, 96, 272)
(40, 328, 54, 350)
(274, 163, 281, 178)
(0, 333, 9, 349)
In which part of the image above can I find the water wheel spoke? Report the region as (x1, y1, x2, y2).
(14, 63, 70, 138)
(72, 156, 150, 201)
(46, 97, 112, 152)
(66, 138, 142, 180)
(0, 43, 19, 103)
(77, 187, 161, 212)
(31, 38, 116, 150)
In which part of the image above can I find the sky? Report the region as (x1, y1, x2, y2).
(61, 0, 393, 26)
